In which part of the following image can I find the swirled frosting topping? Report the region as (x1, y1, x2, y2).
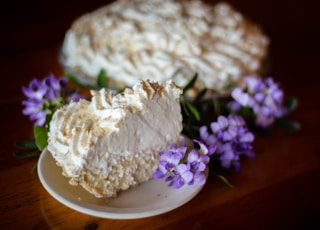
(61, 0, 269, 95)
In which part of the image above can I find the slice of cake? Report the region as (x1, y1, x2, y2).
(47, 80, 183, 198)
(61, 0, 269, 96)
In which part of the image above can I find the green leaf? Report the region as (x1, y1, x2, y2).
(181, 100, 190, 121)
(195, 87, 207, 102)
(185, 101, 201, 121)
(15, 140, 37, 149)
(31, 163, 38, 173)
(275, 119, 301, 133)
(33, 126, 48, 151)
(97, 69, 108, 88)
(239, 106, 255, 120)
(213, 97, 221, 116)
(180, 96, 189, 115)
(213, 172, 234, 188)
(64, 71, 91, 89)
(222, 82, 238, 90)
(183, 73, 198, 94)
(284, 97, 298, 113)
(45, 114, 53, 128)
(13, 150, 41, 158)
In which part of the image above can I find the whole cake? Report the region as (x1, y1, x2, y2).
(61, 0, 269, 96)
(47, 80, 183, 198)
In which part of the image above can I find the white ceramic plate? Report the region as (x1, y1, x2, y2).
(38, 148, 206, 219)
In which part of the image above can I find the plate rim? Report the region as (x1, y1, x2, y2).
(38, 148, 206, 219)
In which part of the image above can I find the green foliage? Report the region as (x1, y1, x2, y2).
(34, 126, 48, 151)
(213, 172, 235, 188)
(180, 96, 201, 121)
(15, 140, 37, 149)
(275, 119, 301, 133)
(66, 69, 109, 90)
(13, 138, 41, 173)
(64, 72, 92, 89)
(284, 97, 298, 114)
(13, 150, 41, 158)
(97, 69, 108, 89)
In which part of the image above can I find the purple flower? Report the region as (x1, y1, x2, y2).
(153, 150, 184, 179)
(188, 149, 209, 172)
(22, 79, 47, 100)
(67, 92, 85, 102)
(171, 164, 193, 189)
(199, 114, 255, 171)
(152, 142, 187, 180)
(43, 74, 63, 99)
(153, 138, 210, 189)
(229, 76, 287, 127)
(186, 148, 210, 186)
(199, 127, 217, 155)
(193, 139, 216, 156)
(191, 170, 207, 186)
(22, 74, 85, 126)
(22, 98, 47, 126)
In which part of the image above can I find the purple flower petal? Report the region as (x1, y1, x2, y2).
(176, 164, 193, 184)
(229, 76, 287, 128)
(211, 116, 228, 133)
(191, 171, 206, 186)
(152, 169, 165, 179)
(199, 114, 255, 171)
(246, 76, 266, 92)
(44, 74, 61, 91)
(172, 175, 185, 189)
(228, 101, 241, 111)
(187, 150, 199, 163)
(228, 114, 245, 126)
(22, 79, 47, 100)
(239, 132, 254, 142)
(231, 88, 250, 106)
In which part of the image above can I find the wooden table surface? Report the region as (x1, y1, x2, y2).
(1, 0, 320, 229)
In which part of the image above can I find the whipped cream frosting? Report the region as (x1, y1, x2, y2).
(61, 0, 269, 95)
(47, 80, 183, 198)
